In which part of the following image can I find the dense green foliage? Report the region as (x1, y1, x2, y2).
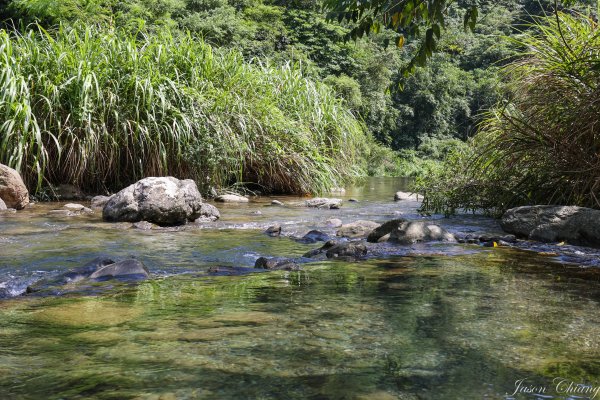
(417, 11, 600, 215)
(1, 0, 596, 200)
(0, 0, 523, 156)
(0, 25, 368, 194)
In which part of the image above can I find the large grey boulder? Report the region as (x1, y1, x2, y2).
(305, 198, 342, 209)
(0, 164, 29, 210)
(103, 177, 203, 226)
(501, 205, 600, 247)
(336, 220, 380, 239)
(389, 221, 456, 245)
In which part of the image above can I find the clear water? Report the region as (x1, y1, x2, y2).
(0, 178, 599, 399)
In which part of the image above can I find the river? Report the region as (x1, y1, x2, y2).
(0, 177, 599, 399)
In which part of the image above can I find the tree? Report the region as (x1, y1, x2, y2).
(322, 0, 596, 73)
(322, 0, 480, 74)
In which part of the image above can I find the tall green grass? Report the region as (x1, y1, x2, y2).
(0, 25, 368, 195)
(417, 11, 600, 216)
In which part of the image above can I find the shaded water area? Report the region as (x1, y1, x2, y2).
(1, 178, 600, 399)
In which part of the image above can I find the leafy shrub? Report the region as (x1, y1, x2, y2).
(418, 11, 600, 215)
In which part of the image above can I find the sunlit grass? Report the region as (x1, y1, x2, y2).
(0, 24, 369, 195)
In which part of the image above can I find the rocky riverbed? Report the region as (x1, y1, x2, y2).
(1, 177, 600, 399)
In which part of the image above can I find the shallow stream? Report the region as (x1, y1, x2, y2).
(1, 177, 599, 399)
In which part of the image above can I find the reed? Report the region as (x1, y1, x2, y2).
(0, 24, 368, 195)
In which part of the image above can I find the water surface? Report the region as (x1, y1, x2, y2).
(0, 178, 599, 399)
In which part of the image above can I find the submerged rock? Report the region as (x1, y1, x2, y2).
(303, 240, 367, 261)
(305, 198, 342, 209)
(207, 266, 263, 276)
(298, 230, 330, 243)
(265, 225, 282, 237)
(27, 258, 149, 296)
(103, 177, 203, 226)
(389, 221, 456, 245)
(254, 257, 300, 270)
(336, 220, 380, 239)
(215, 194, 249, 203)
(501, 205, 600, 247)
(394, 191, 420, 201)
(63, 203, 93, 213)
(47, 210, 77, 217)
(61, 257, 116, 283)
(0, 164, 29, 210)
(26, 257, 116, 293)
(367, 219, 406, 243)
(89, 259, 149, 280)
(132, 221, 157, 230)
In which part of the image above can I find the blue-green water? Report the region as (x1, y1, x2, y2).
(0, 178, 599, 399)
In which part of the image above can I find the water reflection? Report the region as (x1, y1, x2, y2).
(0, 251, 599, 399)
(0, 178, 599, 399)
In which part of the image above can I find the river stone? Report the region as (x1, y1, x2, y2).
(271, 200, 284, 206)
(89, 259, 150, 280)
(62, 257, 116, 283)
(64, 203, 92, 213)
(336, 220, 380, 239)
(207, 266, 262, 276)
(326, 242, 367, 259)
(26, 257, 117, 294)
(91, 195, 113, 209)
(265, 225, 282, 237)
(132, 221, 157, 230)
(0, 164, 29, 210)
(325, 218, 343, 228)
(299, 230, 330, 243)
(501, 205, 600, 247)
(303, 240, 367, 260)
(254, 257, 300, 271)
(394, 191, 420, 201)
(47, 209, 77, 217)
(367, 219, 407, 243)
(103, 177, 203, 226)
(389, 221, 456, 245)
(305, 198, 342, 209)
(215, 194, 249, 203)
(198, 203, 220, 221)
